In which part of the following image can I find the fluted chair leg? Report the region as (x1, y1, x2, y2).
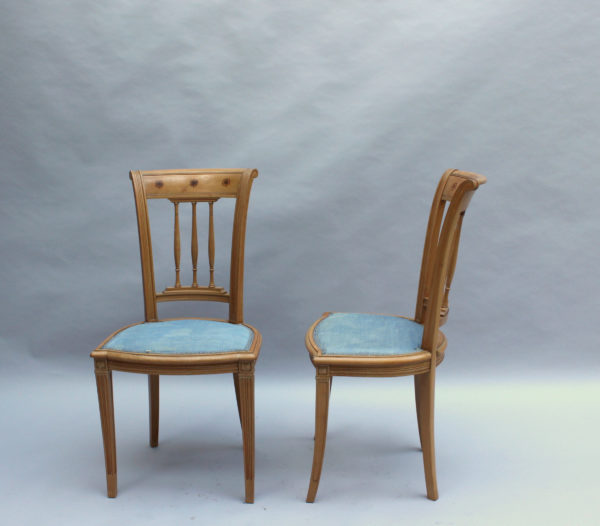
(238, 364, 255, 503)
(148, 374, 159, 448)
(95, 360, 117, 498)
(307, 369, 331, 503)
(415, 370, 438, 500)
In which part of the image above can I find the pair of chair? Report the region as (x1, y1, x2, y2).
(91, 168, 486, 503)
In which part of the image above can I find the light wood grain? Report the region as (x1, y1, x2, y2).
(304, 169, 486, 502)
(91, 169, 260, 503)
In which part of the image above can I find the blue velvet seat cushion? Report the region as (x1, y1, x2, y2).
(101, 319, 254, 354)
(314, 313, 424, 356)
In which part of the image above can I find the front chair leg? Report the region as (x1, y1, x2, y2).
(306, 367, 331, 503)
(148, 374, 159, 448)
(314, 376, 332, 440)
(238, 362, 255, 503)
(414, 370, 438, 500)
(95, 359, 117, 498)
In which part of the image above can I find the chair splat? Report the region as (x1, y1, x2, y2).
(160, 198, 228, 302)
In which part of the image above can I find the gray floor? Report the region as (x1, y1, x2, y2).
(1, 369, 597, 526)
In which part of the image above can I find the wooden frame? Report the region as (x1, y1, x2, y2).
(91, 169, 260, 502)
(304, 169, 486, 502)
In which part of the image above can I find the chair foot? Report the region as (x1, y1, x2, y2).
(245, 479, 254, 503)
(427, 488, 439, 501)
(107, 473, 118, 498)
(306, 369, 330, 503)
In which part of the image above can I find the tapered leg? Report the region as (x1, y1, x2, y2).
(314, 376, 332, 440)
(233, 372, 242, 427)
(306, 367, 331, 503)
(148, 374, 159, 448)
(414, 370, 438, 500)
(238, 363, 255, 503)
(95, 359, 117, 498)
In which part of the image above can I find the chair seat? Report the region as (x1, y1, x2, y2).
(101, 319, 254, 354)
(313, 313, 424, 356)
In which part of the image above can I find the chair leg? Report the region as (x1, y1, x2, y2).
(148, 374, 159, 448)
(414, 375, 424, 450)
(238, 363, 255, 503)
(94, 360, 117, 498)
(233, 372, 242, 427)
(306, 368, 331, 503)
(314, 376, 332, 440)
(414, 371, 438, 500)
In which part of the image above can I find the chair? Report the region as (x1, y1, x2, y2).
(91, 169, 261, 503)
(304, 169, 486, 502)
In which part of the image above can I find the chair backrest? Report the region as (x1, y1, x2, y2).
(414, 169, 486, 351)
(129, 169, 258, 324)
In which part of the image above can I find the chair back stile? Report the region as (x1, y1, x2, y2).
(129, 169, 258, 324)
(415, 170, 486, 352)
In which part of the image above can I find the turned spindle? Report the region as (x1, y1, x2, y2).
(191, 202, 198, 288)
(173, 202, 181, 288)
(208, 201, 216, 288)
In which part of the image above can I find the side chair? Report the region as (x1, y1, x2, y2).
(91, 169, 260, 503)
(304, 169, 486, 502)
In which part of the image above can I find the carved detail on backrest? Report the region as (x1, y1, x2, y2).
(162, 198, 228, 300)
(129, 169, 258, 324)
(414, 170, 486, 348)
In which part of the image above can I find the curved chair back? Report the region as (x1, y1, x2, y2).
(414, 169, 486, 352)
(129, 169, 258, 324)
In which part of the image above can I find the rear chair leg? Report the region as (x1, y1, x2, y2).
(148, 374, 159, 447)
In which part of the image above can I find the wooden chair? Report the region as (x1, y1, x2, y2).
(304, 169, 486, 502)
(91, 169, 261, 503)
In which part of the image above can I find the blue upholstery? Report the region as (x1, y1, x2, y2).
(101, 319, 254, 354)
(313, 313, 423, 356)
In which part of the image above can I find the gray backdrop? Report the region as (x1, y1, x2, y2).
(3, 0, 598, 375)
(1, 1, 599, 524)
